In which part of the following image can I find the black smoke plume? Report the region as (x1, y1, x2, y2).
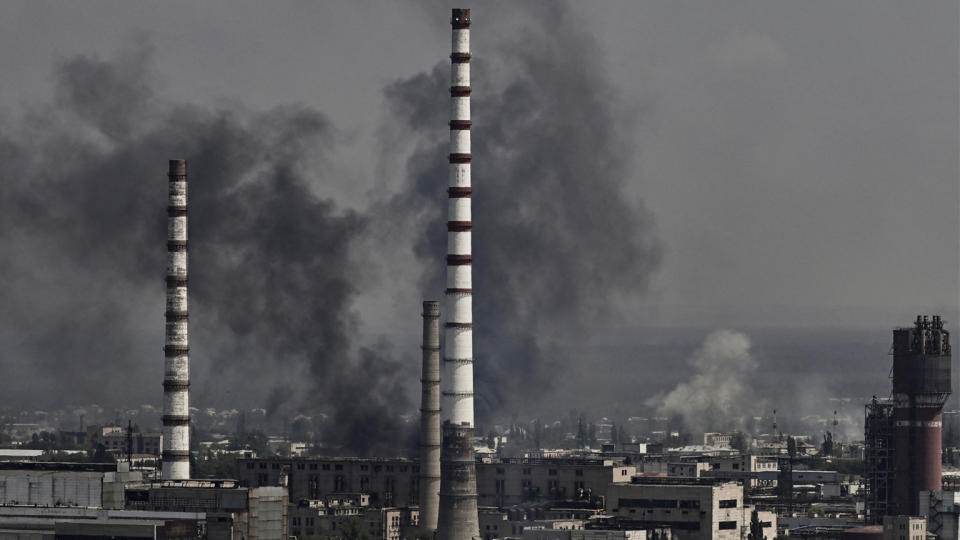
(0, 44, 412, 456)
(382, 2, 661, 424)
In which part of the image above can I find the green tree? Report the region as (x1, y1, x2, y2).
(821, 431, 834, 457)
(787, 436, 797, 459)
(587, 423, 597, 447)
(339, 517, 373, 540)
(747, 508, 764, 540)
(91, 443, 114, 463)
(776, 462, 793, 501)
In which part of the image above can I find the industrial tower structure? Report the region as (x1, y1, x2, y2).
(864, 397, 893, 523)
(890, 315, 951, 516)
(162, 159, 191, 480)
(419, 301, 441, 531)
(436, 8, 481, 540)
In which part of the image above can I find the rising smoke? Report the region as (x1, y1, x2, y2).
(649, 330, 765, 437)
(381, 2, 661, 423)
(0, 1, 662, 454)
(0, 43, 412, 455)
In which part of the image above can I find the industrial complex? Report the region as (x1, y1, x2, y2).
(0, 7, 955, 540)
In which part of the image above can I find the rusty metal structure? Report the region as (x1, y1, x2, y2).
(162, 159, 191, 480)
(419, 301, 442, 531)
(889, 315, 951, 516)
(864, 397, 893, 524)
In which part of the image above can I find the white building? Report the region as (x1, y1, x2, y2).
(608, 478, 746, 540)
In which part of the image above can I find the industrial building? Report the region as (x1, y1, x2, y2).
(919, 490, 960, 540)
(475, 458, 634, 507)
(890, 315, 951, 516)
(666, 454, 779, 487)
(288, 495, 410, 540)
(236, 456, 419, 507)
(606, 477, 774, 540)
(864, 316, 952, 523)
(881, 515, 926, 540)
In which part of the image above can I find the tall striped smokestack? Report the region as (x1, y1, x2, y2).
(419, 301, 441, 531)
(443, 5, 474, 431)
(437, 9, 480, 540)
(162, 159, 191, 480)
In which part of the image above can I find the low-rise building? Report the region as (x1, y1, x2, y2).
(882, 515, 925, 540)
(607, 477, 744, 540)
(237, 457, 419, 508)
(476, 458, 635, 507)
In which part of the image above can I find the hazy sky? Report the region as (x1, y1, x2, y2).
(3, 1, 954, 326)
(0, 1, 956, 428)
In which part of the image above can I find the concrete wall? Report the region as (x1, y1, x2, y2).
(248, 486, 287, 540)
(0, 470, 103, 507)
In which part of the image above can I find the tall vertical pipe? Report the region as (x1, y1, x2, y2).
(437, 9, 480, 540)
(419, 301, 441, 531)
(443, 6, 474, 429)
(890, 315, 951, 516)
(162, 159, 191, 480)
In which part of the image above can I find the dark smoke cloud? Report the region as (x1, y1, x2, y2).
(382, 2, 661, 423)
(0, 43, 412, 456)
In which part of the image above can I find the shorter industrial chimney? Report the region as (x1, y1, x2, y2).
(162, 159, 191, 480)
(419, 301, 441, 531)
(436, 421, 480, 540)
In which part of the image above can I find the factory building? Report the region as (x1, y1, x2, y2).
(289, 495, 410, 540)
(236, 457, 420, 507)
(606, 477, 771, 540)
(0, 461, 141, 509)
(475, 459, 634, 507)
(125, 479, 288, 539)
(0, 506, 208, 539)
(919, 490, 960, 540)
(666, 455, 778, 487)
(881, 515, 926, 540)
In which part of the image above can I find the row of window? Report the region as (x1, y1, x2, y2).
(496, 467, 586, 476)
(245, 461, 417, 473)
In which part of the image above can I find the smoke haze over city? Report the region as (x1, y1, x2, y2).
(0, 0, 955, 446)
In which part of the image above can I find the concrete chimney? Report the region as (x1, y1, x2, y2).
(437, 9, 480, 540)
(419, 301, 441, 531)
(443, 5, 474, 434)
(162, 159, 190, 480)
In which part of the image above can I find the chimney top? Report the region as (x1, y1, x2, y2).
(168, 160, 187, 176)
(451, 9, 470, 29)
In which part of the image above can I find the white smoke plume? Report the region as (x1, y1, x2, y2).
(649, 330, 765, 437)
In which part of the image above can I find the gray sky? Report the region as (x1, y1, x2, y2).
(0, 1, 956, 426)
